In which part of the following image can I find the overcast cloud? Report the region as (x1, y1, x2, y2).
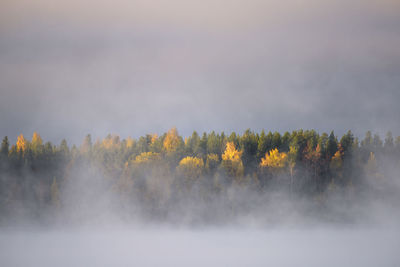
(1, 0, 399, 144)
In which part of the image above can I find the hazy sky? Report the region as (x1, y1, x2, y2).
(1, 0, 399, 144)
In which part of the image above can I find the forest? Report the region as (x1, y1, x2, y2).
(1, 128, 399, 225)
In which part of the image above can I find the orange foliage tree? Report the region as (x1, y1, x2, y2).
(16, 134, 27, 153)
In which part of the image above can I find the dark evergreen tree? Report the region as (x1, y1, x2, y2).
(326, 131, 338, 160)
(1, 136, 9, 157)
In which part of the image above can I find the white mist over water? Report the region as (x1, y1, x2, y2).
(1, 227, 399, 267)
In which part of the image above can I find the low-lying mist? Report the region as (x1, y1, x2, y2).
(1, 227, 400, 267)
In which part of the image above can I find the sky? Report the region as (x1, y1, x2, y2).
(1, 0, 399, 144)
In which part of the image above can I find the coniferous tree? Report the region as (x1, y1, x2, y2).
(1, 136, 9, 157)
(326, 131, 338, 161)
(240, 129, 258, 173)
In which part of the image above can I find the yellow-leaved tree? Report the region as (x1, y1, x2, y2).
(31, 132, 43, 146)
(260, 148, 288, 172)
(177, 156, 205, 189)
(221, 142, 244, 181)
(102, 134, 120, 150)
(16, 134, 27, 153)
(31, 132, 43, 155)
(134, 152, 161, 164)
(125, 137, 135, 149)
(163, 127, 183, 153)
(222, 142, 242, 161)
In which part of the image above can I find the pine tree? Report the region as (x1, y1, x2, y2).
(1, 136, 9, 157)
(326, 131, 337, 160)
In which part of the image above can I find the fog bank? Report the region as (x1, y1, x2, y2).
(1, 227, 399, 267)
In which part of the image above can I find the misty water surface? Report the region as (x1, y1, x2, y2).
(1, 226, 399, 267)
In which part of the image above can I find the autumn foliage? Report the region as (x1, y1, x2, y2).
(260, 148, 288, 170)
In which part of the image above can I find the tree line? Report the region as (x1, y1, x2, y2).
(0, 128, 399, 223)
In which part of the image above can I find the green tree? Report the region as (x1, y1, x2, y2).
(340, 130, 354, 156)
(198, 132, 208, 156)
(239, 129, 258, 173)
(326, 131, 338, 161)
(281, 131, 291, 152)
(185, 131, 201, 156)
(1, 136, 9, 157)
(361, 131, 373, 150)
(271, 132, 282, 149)
(207, 131, 221, 155)
(257, 130, 272, 161)
(206, 154, 219, 173)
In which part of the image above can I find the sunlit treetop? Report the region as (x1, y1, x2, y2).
(177, 156, 204, 179)
(134, 152, 161, 164)
(31, 132, 43, 146)
(163, 127, 182, 153)
(16, 134, 27, 152)
(260, 148, 288, 169)
(222, 142, 242, 162)
(125, 137, 135, 148)
(101, 134, 120, 150)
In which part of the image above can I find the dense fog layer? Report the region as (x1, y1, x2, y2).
(1, 228, 400, 267)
